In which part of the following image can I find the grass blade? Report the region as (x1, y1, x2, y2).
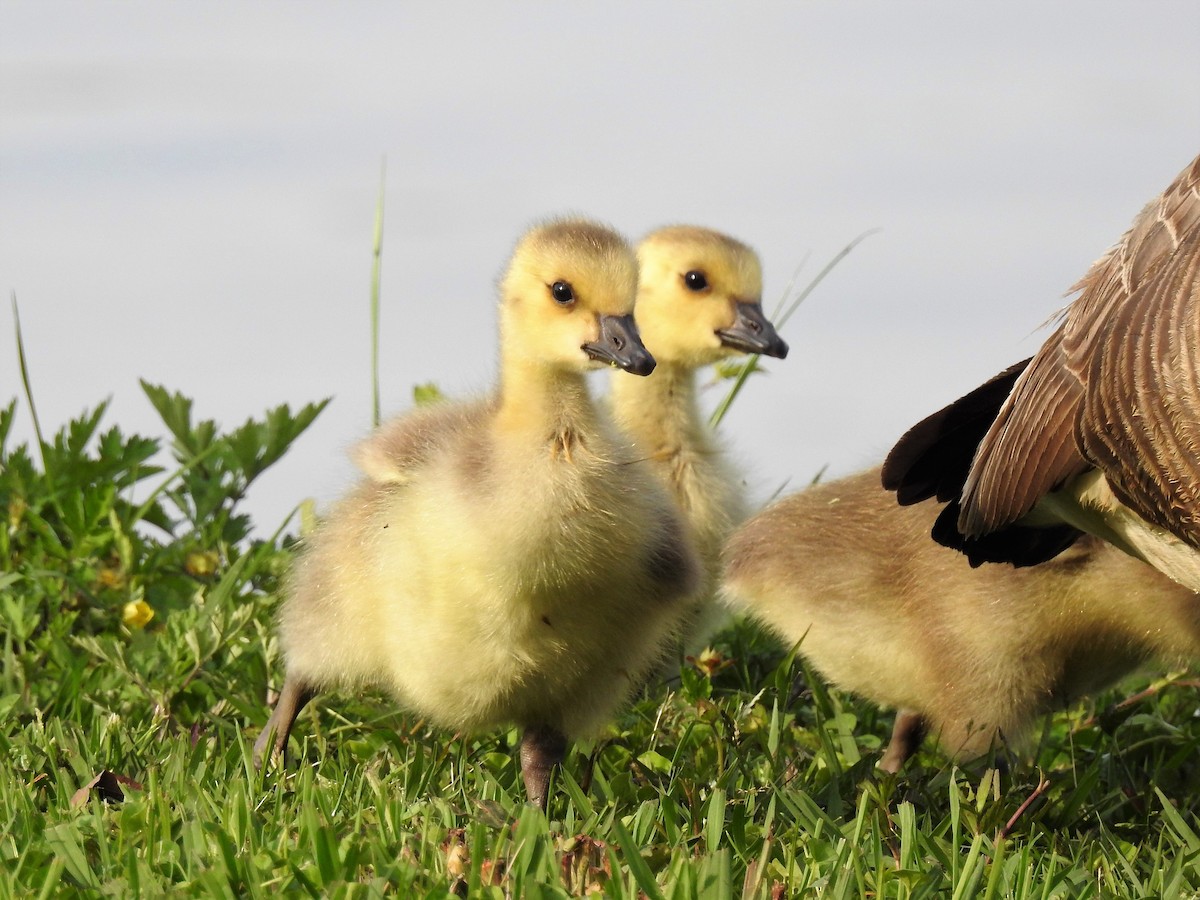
(11, 293, 47, 471)
(611, 815, 665, 900)
(706, 787, 727, 853)
(1155, 787, 1200, 853)
(370, 156, 386, 428)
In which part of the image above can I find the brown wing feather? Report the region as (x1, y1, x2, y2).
(956, 330, 1089, 536)
(881, 358, 1030, 505)
(1075, 164, 1200, 543)
(959, 152, 1200, 543)
(883, 358, 1083, 566)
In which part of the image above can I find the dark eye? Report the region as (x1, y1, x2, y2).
(551, 281, 575, 305)
(683, 270, 708, 292)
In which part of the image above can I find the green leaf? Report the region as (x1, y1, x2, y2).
(412, 382, 446, 406)
(43, 824, 100, 890)
(637, 749, 673, 775)
(610, 816, 665, 900)
(140, 380, 218, 459)
(224, 398, 329, 484)
(0, 398, 17, 456)
(1156, 787, 1200, 853)
(705, 788, 726, 853)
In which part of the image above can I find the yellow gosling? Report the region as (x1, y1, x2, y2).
(255, 219, 699, 808)
(610, 226, 787, 652)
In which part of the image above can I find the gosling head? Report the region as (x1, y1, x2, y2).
(635, 226, 788, 368)
(500, 218, 655, 376)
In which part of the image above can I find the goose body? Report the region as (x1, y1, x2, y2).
(256, 220, 699, 806)
(884, 152, 1200, 589)
(610, 226, 788, 650)
(723, 468, 1200, 771)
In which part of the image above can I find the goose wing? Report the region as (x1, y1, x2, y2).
(353, 398, 494, 484)
(882, 357, 1082, 566)
(1072, 154, 1200, 546)
(955, 328, 1090, 535)
(882, 358, 1031, 506)
(957, 152, 1200, 544)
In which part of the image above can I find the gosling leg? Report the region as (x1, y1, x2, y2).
(253, 677, 316, 769)
(519, 724, 567, 810)
(879, 709, 926, 773)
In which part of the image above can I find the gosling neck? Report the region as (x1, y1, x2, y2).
(495, 354, 600, 445)
(610, 361, 707, 453)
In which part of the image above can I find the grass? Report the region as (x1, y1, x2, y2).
(5, 387, 1200, 897)
(7, 226, 1200, 898)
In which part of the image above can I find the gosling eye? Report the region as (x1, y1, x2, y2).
(550, 281, 576, 305)
(683, 270, 709, 292)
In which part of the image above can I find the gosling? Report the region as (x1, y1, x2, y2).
(722, 467, 1200, 772)
(609, 225, 788, 652)
(255, 219, 699, 808)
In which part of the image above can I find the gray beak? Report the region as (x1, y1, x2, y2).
(583, 313, 657, 376)
(717, 302, 789, 358)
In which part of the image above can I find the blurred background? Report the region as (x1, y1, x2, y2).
(3, 2, 1198, 529)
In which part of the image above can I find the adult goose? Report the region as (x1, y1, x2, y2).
(883, 152, 1200, 589)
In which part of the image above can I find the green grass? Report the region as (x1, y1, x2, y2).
(5, 386, 1200, 897)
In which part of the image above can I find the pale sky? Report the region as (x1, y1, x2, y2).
(3, 2, 1198, 531)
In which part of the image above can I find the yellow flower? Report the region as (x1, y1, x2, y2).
(7, 496, 26, 531)
(96, 565, 127, 590)
(184, 550, 219, 578)
(122, 600, 155, 629)
(688, 646, 733, 678)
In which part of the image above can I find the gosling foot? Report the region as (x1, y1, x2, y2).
(879, 709, 926, 774)
(519, 724, 567, 810)
(253, 677, 316, 770)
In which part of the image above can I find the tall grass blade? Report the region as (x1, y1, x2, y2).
(611, 816, 666, 900)
(981, 835, 1007, 900)
(34, 859, 65, 900)
(950, 833, 985, 900)
(370, 157, 387, 428)
(776, 228, 880, 333)
(1155, 787, 1200, 853)
(706, 788, 727, 853)
(11, 293, 47, 471)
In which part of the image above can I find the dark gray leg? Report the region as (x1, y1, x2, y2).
(519, 724, 567, 810)
(879, 709, 926, 774)
(253, 677, 316, 769)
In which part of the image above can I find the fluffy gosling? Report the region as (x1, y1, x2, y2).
(609, 225, 787, 651)
(255, 219, 699, 808)
(722, 467, 1200, 772)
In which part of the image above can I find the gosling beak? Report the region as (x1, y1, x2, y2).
(583, 313, 657, 376)
(717, 302, 789, 358)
